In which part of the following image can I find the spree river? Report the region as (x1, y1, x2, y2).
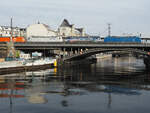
(0, 57, 150, 113)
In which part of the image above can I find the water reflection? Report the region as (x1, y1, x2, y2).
(0, 57, 150, 113)
(0, 78, 26, 113)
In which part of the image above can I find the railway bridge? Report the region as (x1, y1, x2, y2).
(62, 48, 150, 69)
(13, 42, 150, 68)
(14, 42, 150, 49)
(1, 42, 150, 68)
(63, 48, 149, 61)
(14, 42, 150, 58)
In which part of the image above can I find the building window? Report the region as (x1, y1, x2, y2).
(63, 33, 65, 36)
(62, 28, 66, 30)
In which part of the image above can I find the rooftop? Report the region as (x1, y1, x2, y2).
(60, 19, 73, 27)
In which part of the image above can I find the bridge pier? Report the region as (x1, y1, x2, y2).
(69, 48, 73, 56)
(63, 48, 67, 57)
(144, 57, 150, 69)
(112, 53, 120, 57)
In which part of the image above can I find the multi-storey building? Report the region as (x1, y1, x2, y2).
(0, 26, 26, 37)
(58, 19, 86, 37)
(26, 23, 57, 38)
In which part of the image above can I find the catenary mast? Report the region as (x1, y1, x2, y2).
(7, 18, 15, 58)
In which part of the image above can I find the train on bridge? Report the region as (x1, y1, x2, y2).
(0, 36, 142, 43)
(104, 36, 141, 43)
(0, 36, 25, 43)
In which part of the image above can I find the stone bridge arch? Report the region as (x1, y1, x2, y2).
(63, 48, 149, 61)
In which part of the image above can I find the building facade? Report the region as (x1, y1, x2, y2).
(58, 19, 86, 37)
(0, 26, 26, 37)
(0, 19, 87, 39)
(26, 23, 57, 38)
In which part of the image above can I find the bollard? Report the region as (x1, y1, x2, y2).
(54, 59, 57, 67)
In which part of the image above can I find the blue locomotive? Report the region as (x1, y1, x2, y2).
(104, 36, 141, 43)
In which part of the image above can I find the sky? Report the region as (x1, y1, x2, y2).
(0, 0, 150, 37)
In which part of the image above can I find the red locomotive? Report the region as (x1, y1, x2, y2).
(0, 36, 25, 42)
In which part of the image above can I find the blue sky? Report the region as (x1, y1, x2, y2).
(0, 0, 150, 37)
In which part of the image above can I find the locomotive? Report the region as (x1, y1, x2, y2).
(0, 36, 25, 43)
(104, 36, 141, 43)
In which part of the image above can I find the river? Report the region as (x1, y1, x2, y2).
(0, 57, 150, 113)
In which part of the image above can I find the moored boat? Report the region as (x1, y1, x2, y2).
(0, 58, 57, 75)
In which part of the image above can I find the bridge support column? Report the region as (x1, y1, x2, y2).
(144, 57, 150, 69)
(78, 48, 80, 54)
(63, 48, 66, 57)
(70, 48, 73, 56)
